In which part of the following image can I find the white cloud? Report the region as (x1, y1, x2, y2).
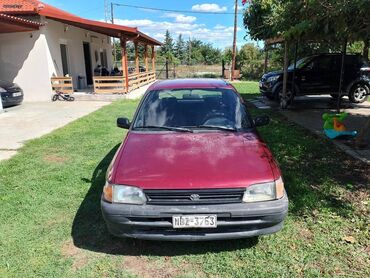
(191, 3, 227, 13)
(163, 13, 197, 24)
(113, 17, 242, 48)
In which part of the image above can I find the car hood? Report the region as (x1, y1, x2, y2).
(111, 132, 279, 190)
(0, 80, 15, 88)
(263, 69, 294, 79)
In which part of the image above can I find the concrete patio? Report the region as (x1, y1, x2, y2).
(0, 82, 151, 161)
(0, 101, 110, 160)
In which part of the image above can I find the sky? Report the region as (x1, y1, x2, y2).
(42, 0, 253, 49)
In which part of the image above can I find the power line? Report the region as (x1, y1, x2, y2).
(111, 3, 243, 15)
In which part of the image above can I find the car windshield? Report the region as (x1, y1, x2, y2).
(133, 88, 251, 131)
(288, 56, 312, 70)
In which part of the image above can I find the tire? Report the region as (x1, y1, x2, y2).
(349, 83, 369, 103)
(68, 96, 75, 102)
(277, 86, 294, 105)
(52, 94, 58, 102)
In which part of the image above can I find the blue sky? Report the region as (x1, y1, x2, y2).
(43, 0, 252, 49)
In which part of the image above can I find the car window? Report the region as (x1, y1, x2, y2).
(317, 56, 334, 71)
(133, 88, 251, 131)
(288, 57, 312, 70)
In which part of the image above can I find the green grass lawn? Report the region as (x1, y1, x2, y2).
(0, 82, 369, 277)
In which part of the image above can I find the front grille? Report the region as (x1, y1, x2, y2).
(144, 188, 245, 205)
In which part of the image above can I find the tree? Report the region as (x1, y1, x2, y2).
(237, 43, 264, 80)
(174, 34, 186, 64)
(199, 43, 222, 65)
(160, 30, 174, 58)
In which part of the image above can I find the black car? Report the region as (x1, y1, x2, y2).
(259, 53, 370, 103)
(0, 80, 24, 107)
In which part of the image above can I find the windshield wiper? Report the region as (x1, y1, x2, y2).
(135, 125, 193, 133)
(196, 125, 237, 132)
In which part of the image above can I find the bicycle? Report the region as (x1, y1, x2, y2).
(52, 91, 75, 102)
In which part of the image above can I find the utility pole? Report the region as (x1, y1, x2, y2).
(111, 2, 116, 66)
(231, 0, 238, 81)
(104, 0, 109, 22)
(110, 2, 115, 24)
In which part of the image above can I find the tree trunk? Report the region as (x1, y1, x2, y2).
(363, 39, 369, 62)
(355, 117, 370, 148)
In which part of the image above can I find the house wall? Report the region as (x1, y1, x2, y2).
(0, 30, 52, 101)
(0, 17, 113, 102)
(44, 18, 113, 90)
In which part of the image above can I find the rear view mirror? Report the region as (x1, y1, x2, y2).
(117, 117, 131, 129)
(254, 115, 270, 127)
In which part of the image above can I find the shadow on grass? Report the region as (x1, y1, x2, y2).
(72, 144, 258, 256)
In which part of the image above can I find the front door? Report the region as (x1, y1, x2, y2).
(60, 44, 69, 76)
(83, 42, 93, 85)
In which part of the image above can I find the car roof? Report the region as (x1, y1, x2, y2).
(149, 79, 234, 91)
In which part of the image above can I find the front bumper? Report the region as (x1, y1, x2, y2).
(101, 194, 288, 241)
(1, 95, 23, 107)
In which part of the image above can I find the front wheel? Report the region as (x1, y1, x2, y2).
(277, 87, 294, 108)
(349, 84, 369, 103)
(52, 94, 58, 102)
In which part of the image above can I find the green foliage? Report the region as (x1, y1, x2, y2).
(158, 31, 222, 65)
(237, 43, 264, 80)
(244, 0, 370, 43)
(160, 30, 174, 58)
(174, 34, 186, 64)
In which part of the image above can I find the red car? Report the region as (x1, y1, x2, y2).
(101, 79, 288, 241)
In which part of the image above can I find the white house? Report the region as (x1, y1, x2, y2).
(0, 0, 161, 102)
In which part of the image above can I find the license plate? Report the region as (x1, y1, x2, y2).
(13, 92, 22, 97)
(172, 215, 217, 228)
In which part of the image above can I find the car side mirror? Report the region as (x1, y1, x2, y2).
(254, 115, 270, 127)
(117, 117, 131, 129)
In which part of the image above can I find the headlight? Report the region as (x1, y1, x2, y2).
(103, 183, 146, 204)
(267, 76, 279, 83)
(243, 177, 285, 202)
(0, 87, 6, 93)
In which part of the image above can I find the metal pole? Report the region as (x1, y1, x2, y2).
(336, 39, 347, 112)
(281, 40, 289, 109)
(165, 58, 169, 79)
(231, 0, 238, 81)
(0, 95, 3, 113)
(264, 43, 268, 74)
(291, 40, 299, 98)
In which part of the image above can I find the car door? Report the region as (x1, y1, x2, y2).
(298, 57, 322, 94)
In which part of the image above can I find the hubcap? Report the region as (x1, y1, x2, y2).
(354, 87, 367, 101)
(279, 89, 292, 100)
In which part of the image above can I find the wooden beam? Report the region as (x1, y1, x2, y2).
(120, 38, 129, 93)
(135, 42, 139, 74)
(151, 45, 156, 73)
(144, 44, 149, 72)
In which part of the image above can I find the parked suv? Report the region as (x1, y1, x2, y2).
(259, 53, 370, 103)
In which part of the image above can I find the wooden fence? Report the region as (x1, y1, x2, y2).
(51, 77, 73, 94)
(93, 76, 126, 94)
(93, 71, 156, 94)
